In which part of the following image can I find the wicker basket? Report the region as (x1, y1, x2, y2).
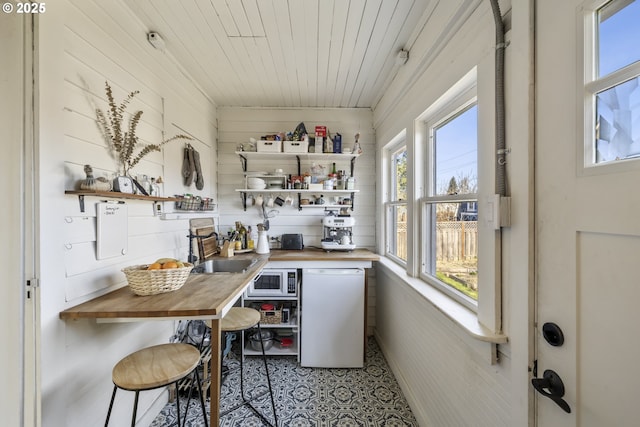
(123, 263, 193, 296)
(259, 305, 282, 324)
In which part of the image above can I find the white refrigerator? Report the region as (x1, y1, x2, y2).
(300, 268, 365, 368)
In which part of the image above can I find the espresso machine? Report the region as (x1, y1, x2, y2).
(321, 215, 356, 251)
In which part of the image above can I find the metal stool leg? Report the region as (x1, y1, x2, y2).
(174, 383, 181, 427)
(219, 323, 278, 426)
(195, 365, 209, 427)
(257, 323, 278, 427)
(131, 391, 139, 427)
(181, 379, 193, 427)
(105, 385, 117, 426)
(181, 365, 209, 427)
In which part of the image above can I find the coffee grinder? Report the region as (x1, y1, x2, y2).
(321, 214, 356, 251)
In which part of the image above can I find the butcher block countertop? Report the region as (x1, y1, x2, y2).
(59, 249, 378, 321)
(59, 253, 269, 321)
(269, 247, 379, 261)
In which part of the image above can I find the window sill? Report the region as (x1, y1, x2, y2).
(377, 257, 508, 344)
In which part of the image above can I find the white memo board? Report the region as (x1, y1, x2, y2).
(96, 202, 128, 259)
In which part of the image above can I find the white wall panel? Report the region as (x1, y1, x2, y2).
(376, 265, 511, 426)
(39, 0, 217, 426)
(372, 0, 531, 426)
(217, 106, 377, 334)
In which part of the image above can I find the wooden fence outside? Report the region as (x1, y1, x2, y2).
(395, 221, 478, 261)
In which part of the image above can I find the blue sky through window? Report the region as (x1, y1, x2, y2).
(599, 0, 640, 77)
(596, 0, 640, 162)
(434, 104, 478, 195)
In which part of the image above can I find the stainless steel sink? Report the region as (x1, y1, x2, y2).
(191, 258, 257, 274)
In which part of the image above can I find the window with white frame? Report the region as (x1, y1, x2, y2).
(384, 135, 407, 263)
(586, 0, 640, 165)
(420, 88, 478, 307)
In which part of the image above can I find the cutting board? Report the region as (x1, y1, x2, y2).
(196, 226, 218, 260)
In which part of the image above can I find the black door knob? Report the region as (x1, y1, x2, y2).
(531, 369, 571, 413)
(542, 322, 564, 347)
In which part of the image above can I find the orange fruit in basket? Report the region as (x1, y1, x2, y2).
(162, 261, 179, 269)
(147, 263, 162, 270)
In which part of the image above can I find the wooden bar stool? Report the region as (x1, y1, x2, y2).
(209, 307, 278, 426)
(105, 343, 208, 427)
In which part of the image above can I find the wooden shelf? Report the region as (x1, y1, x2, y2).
(65, 190, 180, 202)
(65, 190, 180, 212)
(235, 151, 359, 161)
(299, 204, 352, 209)
(235, 150, 360, 211)
(235, 189, 358, 194)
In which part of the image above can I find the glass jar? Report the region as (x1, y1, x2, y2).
(346, 176, 356, 190)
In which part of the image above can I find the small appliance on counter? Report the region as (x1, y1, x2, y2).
(321, 215, 356, 251)
(281, 233, 304, 250)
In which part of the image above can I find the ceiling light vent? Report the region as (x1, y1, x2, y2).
(147, 32, 166, 51)
(396, 49, 409, 66)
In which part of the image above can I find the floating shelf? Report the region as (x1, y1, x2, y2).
(235, 151, 360, 161)
(299, 204, 352, 209)
(235, 189, 359, 194)
(235, 151, 360, 211)
(65, 190, 180, 212)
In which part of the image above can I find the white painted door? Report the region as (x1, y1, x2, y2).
(1, 9, 38, 427)
(536, 0, 640, 425)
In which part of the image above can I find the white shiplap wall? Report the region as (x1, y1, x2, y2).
(217, 107, 378, 334)
(371, 0, 528, 426)
(39, 1, 217, 426)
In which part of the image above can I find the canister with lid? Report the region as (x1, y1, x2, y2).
(346, 176, 356, 190)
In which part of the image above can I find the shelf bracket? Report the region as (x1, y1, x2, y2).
(239, 154, 248, 172)
(295, 155, 301, 176)
(78, 195, 85, 213)
(350, 157, 356, 177)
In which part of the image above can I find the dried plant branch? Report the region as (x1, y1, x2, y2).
(95, 81, 192, 176)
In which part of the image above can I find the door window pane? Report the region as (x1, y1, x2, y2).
(598, 0, 640, 77)
(595, 76, 640, 163)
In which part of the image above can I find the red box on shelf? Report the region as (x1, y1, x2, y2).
(314, 126, 327, 137)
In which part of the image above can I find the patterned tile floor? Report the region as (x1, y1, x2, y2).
(151, 337, 418, 426)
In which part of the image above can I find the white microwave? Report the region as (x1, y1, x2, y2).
(245, 269, 299, 298)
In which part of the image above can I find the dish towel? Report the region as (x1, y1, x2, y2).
(182, 145, 195, 186)
(192, 148, 204, 190)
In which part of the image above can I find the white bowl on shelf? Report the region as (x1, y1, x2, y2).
(247, 177, 266, 189)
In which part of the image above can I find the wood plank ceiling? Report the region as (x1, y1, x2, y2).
(122, 0, 440, 108)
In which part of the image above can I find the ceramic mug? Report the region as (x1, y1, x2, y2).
(285, 195, 293, 206)
(274, 195, 285, 206)
(255, 194, 264, 207)
(266, 195, 275, 207)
